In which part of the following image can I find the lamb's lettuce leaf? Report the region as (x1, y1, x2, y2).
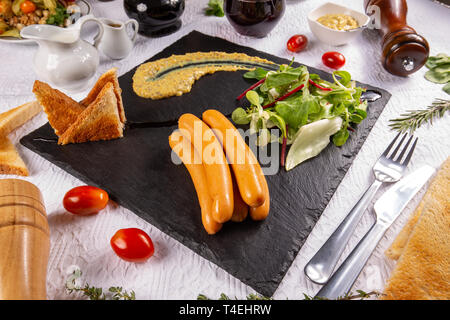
(243, 67, 269, 80)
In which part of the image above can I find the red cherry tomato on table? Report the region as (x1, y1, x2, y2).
(63, 186, 109, 215)
(287, 34, 308, 53)
(110, 228, 155, 262)
(322, 51, 346, 69)
(20, 1, 36, 14)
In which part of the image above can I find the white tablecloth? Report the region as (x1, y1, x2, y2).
(0, 0, 449, 300)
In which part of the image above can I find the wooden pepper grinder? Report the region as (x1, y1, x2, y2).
(364, 0, 429, 76)
(0, 179, 50, 300)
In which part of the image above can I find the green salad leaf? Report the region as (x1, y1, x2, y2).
(266, 111, 287, 138)
(424, 53, 450, 95)
(231, 107, 250, 125)
(425, 68, 450, 84)
(265, 66, 306, 88)
(425, 53, 450, 69)
(286, 117, 343, 171)
(332, 70, 352, 87)
(232, 63, 368, 170)
(332, 126, 350, 147)
(246, 90, 261, 107)
(243, 67, 269, 80)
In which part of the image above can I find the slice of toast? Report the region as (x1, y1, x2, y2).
(385, 201, 425, 260)
(386, 157, 450, 260)
(382, 158, 450, 300)
(32, 80, 85, 136)
(80, 68, 126, 124)
(0, 136, 28, 176)
(0, 101, 42, 136)
(58, 82, 124, 145)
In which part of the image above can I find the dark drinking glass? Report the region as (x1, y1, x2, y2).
(224, 0, 285, 38)
(123, 0, 185, 37)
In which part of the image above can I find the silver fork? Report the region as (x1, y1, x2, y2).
(304, 133, 418, 284)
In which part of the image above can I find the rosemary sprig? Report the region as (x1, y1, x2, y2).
(65, 268, 136, 300)
(198, 290, 382, 301)
(389, 98, 450, 134)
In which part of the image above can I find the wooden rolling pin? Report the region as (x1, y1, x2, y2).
(365, 0, 429, 76)
(0, 179, 49, 300)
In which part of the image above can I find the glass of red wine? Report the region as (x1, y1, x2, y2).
(224, 0, 286, 38)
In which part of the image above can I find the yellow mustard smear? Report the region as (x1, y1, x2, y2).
(317, 14, 359, 31)
(132, 51, 275, 100)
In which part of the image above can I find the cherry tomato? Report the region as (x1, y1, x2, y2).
(20, 1, 36, 14)
(287, 34, 308, 53)
(63, 186, 109, 215)
(322, 51, 346, 69)
(110, 228, 154, 262)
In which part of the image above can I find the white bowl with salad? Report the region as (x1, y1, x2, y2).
(0, 0, 90, 43)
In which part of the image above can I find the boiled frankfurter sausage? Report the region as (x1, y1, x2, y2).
(202, 109, 267, 210)
(178, 113, 234, 223)
(231, 173, 248, 222)
(169, 131, 222, 234)
(249, 176, 270, 221)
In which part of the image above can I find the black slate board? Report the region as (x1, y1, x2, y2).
(21, 31, 391, 297)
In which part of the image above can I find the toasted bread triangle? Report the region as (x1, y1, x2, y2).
(386, 158, 450, 260)
(33, 80, 85, 136)
(0, 101, 42, 136)
(58, 82, 124, 145)
(80, 68, 126, 124)
(0, 136, 28, 176)
(383, 158, 450, 300)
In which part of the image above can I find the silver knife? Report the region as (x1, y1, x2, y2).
(315, 165, 436, 299)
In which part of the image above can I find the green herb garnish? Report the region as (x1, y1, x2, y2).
(424, 53, 450, 95)
(46, 4, 69, 26)
(65, 268, 136, 300)
(204, 0, 224, 17)
(389, 98, 450, 134)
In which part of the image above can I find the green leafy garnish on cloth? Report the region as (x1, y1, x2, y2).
(65, 268, 136, 300)
(204, 0, 224, 17)
(424, 53, 450, 95)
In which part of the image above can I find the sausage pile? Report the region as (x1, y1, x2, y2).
(169, 110, 270, 234)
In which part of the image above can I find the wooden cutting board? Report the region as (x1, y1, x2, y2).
(21, 31, 391, 297)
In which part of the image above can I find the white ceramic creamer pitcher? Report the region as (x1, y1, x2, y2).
(95, 18, 139, 60)
(20, 15, 104, 92)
